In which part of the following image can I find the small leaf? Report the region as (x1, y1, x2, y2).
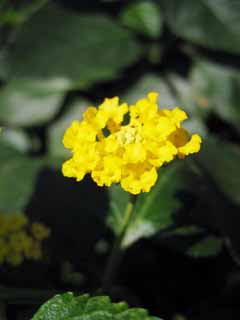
(122, 163, 183, 248)
(0, 80, 64, 127)
(165, 225, 204, 237)
(32, 292, 162, 320)
(0, 141, 42, 212)
(6, 4, 141, 89)
(187, 236, 222, 258)
(120, 1, 163, 38)
(162, 0, 240, 53)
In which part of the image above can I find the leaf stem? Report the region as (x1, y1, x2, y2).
(102, 194, 136, 291)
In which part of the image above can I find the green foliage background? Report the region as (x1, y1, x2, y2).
(1, 0, 240, 319)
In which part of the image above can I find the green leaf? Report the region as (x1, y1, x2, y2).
(164, 225, 204, 237)
(162, 0, 240, 53)
(6, 5, 141, 90)
(120, 1, 163, 38)
(0, 80, 64, 127)
(198, 135, 240, 206)
(122, 163, 183, 248)
(187, 236, 222, 258)
(0, 128, 31, 152)
(32, 292, 162, 320)
(48, 99, 89, 159)
(190, 61, 240, 132)
(0, 141, 42, 212)
(0, 0, 48, 26)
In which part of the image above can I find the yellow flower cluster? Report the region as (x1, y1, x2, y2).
(62, 92, 202, 194)
(0, 212, 50, 266)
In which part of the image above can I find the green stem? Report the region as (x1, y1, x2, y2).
(102, 195, 136, 291)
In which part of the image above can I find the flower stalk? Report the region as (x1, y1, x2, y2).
(102, 194, 137, 291)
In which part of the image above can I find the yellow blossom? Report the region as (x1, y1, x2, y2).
(7, 213, 28, 232)
(0, 212, 50, 266)
(31, 223, 51, 241)
(62, 92, 202, 194)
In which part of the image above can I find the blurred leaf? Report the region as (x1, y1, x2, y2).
(187, 236, 222, 257)
(124, 74, 177, 107)
(120, 1, 163, 38)
(0, 0, 48, 26)
(162, 0, 240, 53)
(0, 80, 64, 127)
(122, 163, 183, 248)
(5, 5, 141, 90)
(190, 61, 240, 132)
(168, 74, 207, 118)
(198, 135, 240, 205)
(48, 99, 89, 159)
(165, 225, 204, 236)
(0, 128, 31, 152)
(0, 141, 41, 212)
(32, 292, 161, 320)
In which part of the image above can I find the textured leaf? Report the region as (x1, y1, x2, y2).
(5, 5, 141, 90)
(162, 0, 240, 53)
(32, 293, 162, 320)
(198, 135, 240, 206)
(187, 236, 222, 258)
(0, 141, 41, 212)
(48, 99, 89, 159)
(0, 80, 64, 127)
(120, 1, 163, 38)
(122, 163, 183, 248)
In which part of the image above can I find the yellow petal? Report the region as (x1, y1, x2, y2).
(178, 134, 202, 158)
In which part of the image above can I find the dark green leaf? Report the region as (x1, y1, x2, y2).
(187, 236, 222, 257)
(165, 225, 204, 237)
(120, 1, 163, 38)
(198, 135, 240, 206)
(6, 5, 141, 89)
(32, 293, 162, 320)
(162, 0, 240, 53)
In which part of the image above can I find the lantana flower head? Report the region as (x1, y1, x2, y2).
(62, 93, 202, 194)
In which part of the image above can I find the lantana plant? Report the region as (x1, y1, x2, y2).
(32, 93, 202, 319)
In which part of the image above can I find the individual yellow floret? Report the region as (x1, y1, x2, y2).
(62, 92, 202, 194)
(31, 223, 51, 241)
